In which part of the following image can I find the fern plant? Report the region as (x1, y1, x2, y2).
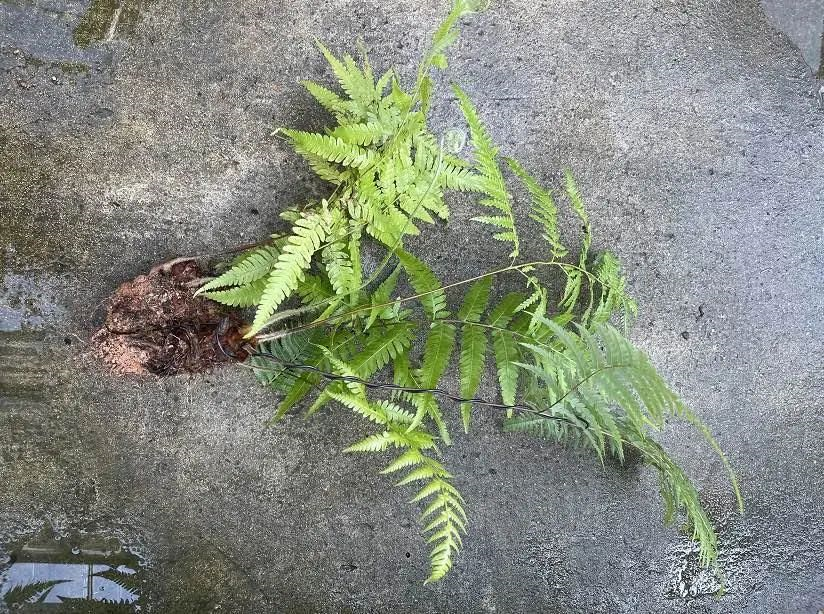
(197, 0, 743, 583)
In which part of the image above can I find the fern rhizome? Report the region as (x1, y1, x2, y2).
(196, 0, 743, 584)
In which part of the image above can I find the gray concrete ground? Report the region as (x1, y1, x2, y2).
(1, 0, 823, 612)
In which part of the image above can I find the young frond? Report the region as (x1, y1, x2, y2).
(330, 121, 394, 147)
(301, 79, 356, 119)
(418, 321, 457, 389)
(201, 277, 267, 307)
(396, 249, 449, 320)
(506, 157, 568, 260)
(247, 212, 331, 336)
(453, 84, 520, 258)
(322, 226, 357, 298)
(316, 41, 377, 111)
(196, 245, 280, 294)
(348, 322, 415, 378)
(282, 129, 379, 170)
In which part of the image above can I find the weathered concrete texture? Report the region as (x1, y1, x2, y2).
(760, 0, 823, 74)
(1, 0, 823, 612)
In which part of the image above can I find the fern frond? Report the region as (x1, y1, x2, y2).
(457, 278, 492, 431)
(347, 197, 408, 247)
(395, 353, 451, 445)
(397, 249, 449, 320)
(297, 273, 334, 305)
(507, 320, 741, 565)
(322, 224, 357, 298)
(381, 448, 425, 474)
(453, 84, 520, 259)
(625, 430, 718, 566)
(303, 152, 352, 185)
(282, 129, 379, 170)
(365, 265, 401, 328)
(196, 245, 280, 294)
(328, 390, 390, 425)
(403, 321, 455, 443)
(302, 79, 356, 119)
(492, 329, 520, 412)
(316, 41, 376, 111)
(202, 277, 267, 307)
(558, 171, 591, 316)
(418, 321, 457, 389)
(349, 322, 415, 378)
(588, 251, 638, 331)
(248, 212, 331, 336)
(506, 157, 568, 260)
(331, 121, 394, 147)
(417, 0, 486, 112)
(487, 292, 527, 410)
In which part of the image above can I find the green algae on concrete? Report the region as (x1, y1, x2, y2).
(72, 0, 151, 49)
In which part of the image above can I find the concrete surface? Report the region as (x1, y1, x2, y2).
(760, 0, 823, 75)
(1, 0, 823, 612)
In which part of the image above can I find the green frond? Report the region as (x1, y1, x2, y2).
(396, 249, 449, 320)
(506, 157, 567, 259)
(251, 330, 315, 391)
(345, 431, 396, 453)
(453, 83, 520, 259)
(322, 223, 357, 298)
(395, 353, 451, 445)
(196, 245, 280, 294)
(297, 273, 334, 305)
(626, 431, 718, 567)
(492, 329, 520, 411)
(247, 212, 331, 336)
(418, 321, 457, 389)
(347, 197, 407, 248)
(302, 79, 355, 119)
(316, 41, 376, 110)
(457, 277, 492, 431)
(457, 276, 492, 322)
(328, 390, 390, 425)
(366, 265, 402, 328)
(202, 277, 267, 307)
(419, 0, 487, 110)
(348, 322, 415, 378)
(406, 321, 456, 441)
(331, 121, 394, 147)
(282, 129, 379, 170)
(320, 347, 365, 397)
(486, 293, 527, 413)
(381, 448, 425, 474)
(459, 323, 487, 432)
(488, 292, 527, 328)
(588, 251, 638, 331)
(506, 320, 741, 566)
(303, 152, 352, 185)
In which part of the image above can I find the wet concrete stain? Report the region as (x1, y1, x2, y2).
(0, 524, 147, 609)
